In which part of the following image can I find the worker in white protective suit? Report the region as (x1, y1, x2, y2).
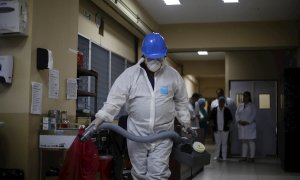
(91, 32, 191, 179)
(235, 91, 257, 162)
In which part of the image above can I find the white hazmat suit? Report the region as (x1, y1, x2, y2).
(95, 58, 190, 179)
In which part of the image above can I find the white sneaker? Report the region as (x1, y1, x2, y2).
(213, 157, 218, 160)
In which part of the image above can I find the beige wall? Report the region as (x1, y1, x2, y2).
(225, 50, 297, 88)
(31, 0, 78, 116)
(28, 1, 79, 179)
(0, 0, 79, 179)
(179, 60, 225, 98)
(183, 75, 199, 98)
(91, 0, 158, 39)
(199, 77, 225, 98)
(225, 51, 283, 82)
(159, 21, 299, 51)
(130, 0, 159, 32)
(182, 60, 225, 78)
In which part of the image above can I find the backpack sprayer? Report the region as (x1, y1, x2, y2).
(80, 122, 210, 167)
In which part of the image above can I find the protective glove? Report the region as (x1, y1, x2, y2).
(80, 118, 104, 142)
(186, 127, 198, 138)
(90, 118, 104, 128)
(181, 122, 198, 138)
(181, 122, 191, 133)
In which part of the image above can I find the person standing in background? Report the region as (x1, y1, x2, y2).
(235, 91, 257, 162)
(188, 93, 201, 127)
(196, 98, 208, 144)
(210, 88, 236, 117)
(210, 88, 237, 158)
(210, 96, 233, 161)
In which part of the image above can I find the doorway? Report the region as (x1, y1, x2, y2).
(229, 80, 277, 157)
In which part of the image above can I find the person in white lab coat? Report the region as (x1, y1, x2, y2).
(90, 32, 191, 179)
(235, 91, 257, 162)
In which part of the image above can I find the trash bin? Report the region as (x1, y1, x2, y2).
(98, 155, 113, 180)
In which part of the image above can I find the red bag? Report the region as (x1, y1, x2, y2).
(59, 128, 99, 180)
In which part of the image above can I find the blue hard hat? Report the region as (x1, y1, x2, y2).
(141, 32, 167, 59)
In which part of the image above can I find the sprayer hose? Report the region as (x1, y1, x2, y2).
(98, 122, 182, 143)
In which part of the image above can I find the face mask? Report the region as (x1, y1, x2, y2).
(145, 59, 163, 72)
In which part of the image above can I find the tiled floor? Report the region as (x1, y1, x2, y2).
(192, 144, 300, 180)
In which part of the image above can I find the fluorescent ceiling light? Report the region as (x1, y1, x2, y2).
(197, 51, 208, 55)
(163, 0, 181, 5)
(223, 0, 239, 3)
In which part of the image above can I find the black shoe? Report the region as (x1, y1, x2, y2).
(239, 157, 247, 162)
(248, 158, 255, 163)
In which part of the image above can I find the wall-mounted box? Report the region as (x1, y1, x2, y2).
(0, 0, 28, 35)
(37, 48, 53, 70)
(0, 55, 13, 84)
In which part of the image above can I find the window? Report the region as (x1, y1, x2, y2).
(77, 35, 90, 112)
(78, 34, 135, 115)
(91, 42, 110, 110)
(111, 52, 126, 87)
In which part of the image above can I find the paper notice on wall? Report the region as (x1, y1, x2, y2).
(31, 82, 43, 115)
(67, 78, 77, 99)
(49, 69, 59, 99)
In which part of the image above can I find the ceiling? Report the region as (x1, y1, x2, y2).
(135, 0, 300, 63)
(168, 52, 225, 61)
(135, 0, 300, 24)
